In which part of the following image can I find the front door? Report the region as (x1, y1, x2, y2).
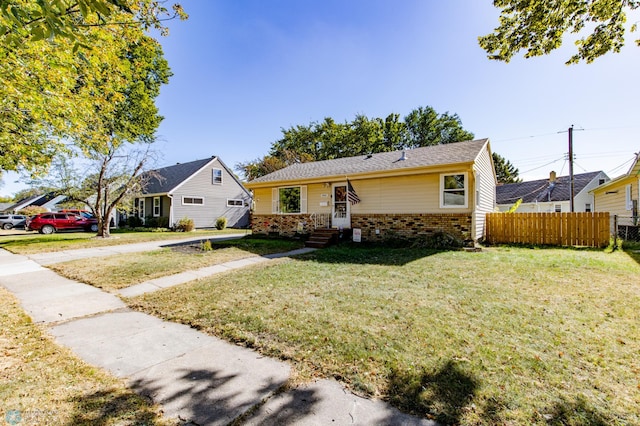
(332, 183, 350, 229)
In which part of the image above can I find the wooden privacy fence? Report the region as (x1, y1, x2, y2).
(485, 212, 610, 247)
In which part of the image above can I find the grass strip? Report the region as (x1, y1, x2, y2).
(128, 245, 640, 425)
(50, 237, 305, 291)
(0, 228, 248, 255)
(0, 287, 175, 425)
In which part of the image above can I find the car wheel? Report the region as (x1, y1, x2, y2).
(2, 223, 12, 230)
(90, 224, 98, 232)
(41, 225, 55, 235)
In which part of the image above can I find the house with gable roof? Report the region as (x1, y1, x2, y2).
(591, 151, 640, 224)
(496, 171, 609, 213)
(135, 156, 251, 229)
(245, 138, 496, 242)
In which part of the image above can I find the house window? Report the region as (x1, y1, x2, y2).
(183, 196, 204, 206)
(555, 204, 562, 212)
(440, 173, 467, 208)
(212, 168, 223, 185)
(153, 197, 160, 217)
(227, 199, 244, 207)
(138, 199, 145, 219)
(585, 203, 591, 213)
(626, 184, 633, 210)
(271, 186, 307, 214)
(279, 187, 301, 213)
(598, 178, 606, 185)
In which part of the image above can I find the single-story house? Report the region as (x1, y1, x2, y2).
(245, 138, 496, 242)
(496, 171, 609, 213)
(592, 152, 640, 223)
(136, 156, 251, 228)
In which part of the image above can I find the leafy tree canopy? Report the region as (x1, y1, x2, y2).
(480, 0, 640, 64)
(0, 1, 181, 178)
(237, 106, 521, 182)
(493, 152, 522, 184)
(0, 0, 186, 47)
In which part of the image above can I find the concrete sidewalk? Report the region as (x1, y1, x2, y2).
(0, 248, 435, 425)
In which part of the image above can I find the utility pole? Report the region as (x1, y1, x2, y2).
(568, 125, 574, 212)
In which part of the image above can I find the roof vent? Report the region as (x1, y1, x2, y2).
(400, 150, 407, 161)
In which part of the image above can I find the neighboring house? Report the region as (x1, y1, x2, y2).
(591, 152, 640, 222)
(2, 192, 67, 214)
(0, 202, 13, 213)
(136, 156, 251, 228)
(245, 138, 496, 242)
(496, 171, 609, 213)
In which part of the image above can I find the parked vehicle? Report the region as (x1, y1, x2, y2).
(27, 212, 98, 234)
(0, 214, 27, 230)
(59, 209, 95, 219)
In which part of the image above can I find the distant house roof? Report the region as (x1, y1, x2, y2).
(3, 194, 45, 212)
(248, 139, 490, 185)
(142, 157, 216, 195)
(0, 202, 12, 212)
(496, 171, 604, 205)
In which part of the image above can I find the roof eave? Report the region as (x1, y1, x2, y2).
(245, 160, 476, 189)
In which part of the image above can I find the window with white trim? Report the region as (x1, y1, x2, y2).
(227, 198, 244, 207)
(585, 203, 592, 213)
(212, 168, 223, 185)
(555, 204, 562, 213)
(272, 186, 307, 214)
(626, 184, 633, 210)
(183, 196, 204, 206)
(153, 197, 160, 217)
(440, 173, 467, 208)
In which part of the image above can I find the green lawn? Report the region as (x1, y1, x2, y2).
(0, 228, 249, 254)
(128, 244, 640, 425)
(51, 237, 305, 291)
(0, 288, 174, 426)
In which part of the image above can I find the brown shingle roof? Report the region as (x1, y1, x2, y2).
(249, 139, 489, 184)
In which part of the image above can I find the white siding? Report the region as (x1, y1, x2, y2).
(473, 146, 496, 240)
(171, 158, 250, 228)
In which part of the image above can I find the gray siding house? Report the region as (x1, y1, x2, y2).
(136, 157, 251, 228)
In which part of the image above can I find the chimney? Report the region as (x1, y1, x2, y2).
(549, 171, 556, 182)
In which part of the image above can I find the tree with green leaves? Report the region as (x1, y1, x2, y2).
(0, 0, 186, 48)
(0, 1, 185, 179)
(479, 0, 639, 64)
(237, 106, 492, 181)
(492, 152, 522, 184)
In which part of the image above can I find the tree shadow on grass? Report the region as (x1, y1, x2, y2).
(385, 360, 479, 425)
(541, 395, 610, 425)
(293, 243, 444, 266)
(65, 387, 165, 425)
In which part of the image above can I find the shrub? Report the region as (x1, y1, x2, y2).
(411, 231, 464, 250)
(18, 205, 47, 216)
(127, 216, 144, 228)
(201, 239, 213, 251)
(215, 216, 228, 230)
(175, 217, 194, 232)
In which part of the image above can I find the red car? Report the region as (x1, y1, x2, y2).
(27, 212, 99, 234)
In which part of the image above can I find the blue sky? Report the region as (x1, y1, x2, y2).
(2, 0, 639, 196)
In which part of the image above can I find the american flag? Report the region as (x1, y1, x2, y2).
(347, 179, 361, 205)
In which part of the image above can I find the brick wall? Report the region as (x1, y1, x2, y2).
(251, 214, 315, 237)
(251, 213, 472, 241)
(351, 213, 472, 242)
